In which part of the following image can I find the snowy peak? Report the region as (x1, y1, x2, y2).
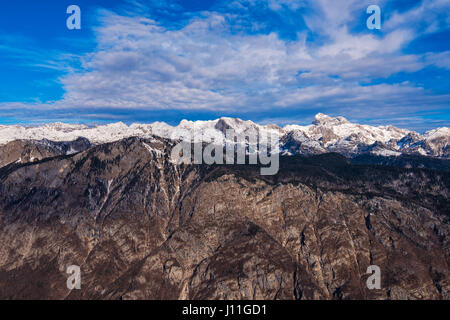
(283, 114, 447, 158)
(214, 118, 235, 134)
(0, 114, 448, 159)
(410, 127, 450, 158)
(309, 113, 412, 144)
(423, 127, 450, 141)
(214, 117, 263, 135)
(313, 113, 349, 125)
(40, 122, 89, 132)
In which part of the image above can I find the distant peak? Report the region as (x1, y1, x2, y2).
(214, 117, 252, 133)
(179, 119, 193, 126)
(313, 113, 349, 125)
(314, 113, 331, 121)
(100, 122, 128, 128)
(218, 117, 245, 124)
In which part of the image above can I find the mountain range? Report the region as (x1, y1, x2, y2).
(0, 114, 448, 300)
(0, 114, 448, 163)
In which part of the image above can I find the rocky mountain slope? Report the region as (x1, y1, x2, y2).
(0, 114, 448, 159)
(0, 138, 91, 168)
(0, 136, 448, 300)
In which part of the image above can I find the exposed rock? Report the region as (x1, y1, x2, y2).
(0, 137, 91, 168)
(0, 138, 448, 300)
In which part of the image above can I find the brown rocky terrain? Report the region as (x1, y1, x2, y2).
(0, 136, 448, 300)
(0, 137, 90, 168)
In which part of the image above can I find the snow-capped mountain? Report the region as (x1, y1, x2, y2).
(0, 114, 448, 158)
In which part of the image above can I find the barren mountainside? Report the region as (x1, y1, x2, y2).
(0, 136, 448, 299)
(0, 137, 91, 168)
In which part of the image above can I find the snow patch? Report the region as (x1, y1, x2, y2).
(142, 142, 163, 157)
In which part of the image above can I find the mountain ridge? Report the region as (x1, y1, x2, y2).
(1, 113, 448, 159)
(0, 136, 448, 299)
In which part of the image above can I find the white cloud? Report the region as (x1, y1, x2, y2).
(384, 0, 450, 33)
(1, 0, 449, 127)
(53, 6, 433, 113)
(425, 51, 450, 70)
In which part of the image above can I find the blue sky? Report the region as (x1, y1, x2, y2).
(0, 0, 449, 131)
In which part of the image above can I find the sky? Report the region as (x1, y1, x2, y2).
(0, 0, 449, 132)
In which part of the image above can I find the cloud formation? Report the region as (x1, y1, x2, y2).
(1, 0, 449, 129)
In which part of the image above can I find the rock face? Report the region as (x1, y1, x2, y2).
(0, 136, 448, 300)
(0, 137, 91, 167)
